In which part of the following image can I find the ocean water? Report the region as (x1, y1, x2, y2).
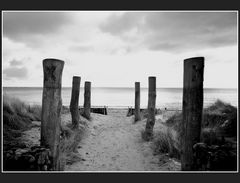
(2, 87, 237, 109)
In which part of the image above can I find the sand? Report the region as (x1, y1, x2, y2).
(65, 109, 180, 172)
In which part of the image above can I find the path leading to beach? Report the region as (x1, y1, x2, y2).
(65, 109, 180, 171)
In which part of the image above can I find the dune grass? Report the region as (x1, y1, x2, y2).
(3, 94, 41, 125)
(60, 123, 86, 166)
(152, 99, 237, 161)
(152, 128, 181, 159)
(3, 94, 42, 148)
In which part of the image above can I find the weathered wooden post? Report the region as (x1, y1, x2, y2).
(134, 82, 141, 122)
(144, 76, 156, 140)
(83, 81, 91, 120)
(181, 57, 204, 171)
(41, 58, 64, 170)
(70, 76, 81, 128)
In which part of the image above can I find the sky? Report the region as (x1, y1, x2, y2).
(2, 11, 238, 88)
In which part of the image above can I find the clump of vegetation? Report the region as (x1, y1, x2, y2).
(164, 99, 237, 145)
(203, 100, 237, 139)
(152, 129, 181, 159)
(60, 123, 86, 166)
(3, 94, 41, 150)
(164, 112, 182, 133)
(3, 94, 41, 126)
(152, 99, 237, 170)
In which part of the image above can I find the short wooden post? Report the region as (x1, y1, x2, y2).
(134, 82, 141, 122)
(83, 81, 91, 120)
(70, 76, 81, 128)
(41, 58, 64, 170)
(181, 57, 204, 171)
(145, 76, 156, 140)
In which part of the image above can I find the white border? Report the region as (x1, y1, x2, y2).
(1, 10, 239, 173)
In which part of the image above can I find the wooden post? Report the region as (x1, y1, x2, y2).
(145, 76, 156, 140)
(134, 82, 141, 122)
(181, 57, 204, 171)
(83, 81, 91, 120)
(70, 76, 81, 128)
(41, 58, 64, 170)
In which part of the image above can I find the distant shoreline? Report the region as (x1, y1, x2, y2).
(3, 87, 237, 107)
(2, 86, 238, 90)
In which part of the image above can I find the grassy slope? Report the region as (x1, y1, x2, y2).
(153, 100, 237, 160)
(3, 94, 41, 151)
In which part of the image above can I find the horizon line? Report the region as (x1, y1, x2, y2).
(2, 86, 238, 90)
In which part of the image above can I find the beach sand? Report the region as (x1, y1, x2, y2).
(65, 109, 180, 171)
(20, 109, 180, 171)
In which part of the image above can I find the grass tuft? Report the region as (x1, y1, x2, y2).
(59, 123, 86, 166)
(152, 128, 181, 159)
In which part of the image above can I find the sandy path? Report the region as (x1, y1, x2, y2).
(65, 109, 180, 171)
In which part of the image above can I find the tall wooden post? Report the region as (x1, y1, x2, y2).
(181, 57, 204, 171)
(41, 58, 64, 170)
(83, 81, 91, 120)
(134, 82, 141, 122)
(70, 76, 81, 128)
(145, 76, 156, 140)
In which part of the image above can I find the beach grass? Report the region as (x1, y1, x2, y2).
(152, 99, 237, 161)
(3, 94, 41, 145)
(60, 123, 86, 166)
(152, 128, 181, 159)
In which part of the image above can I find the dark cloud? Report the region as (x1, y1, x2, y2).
(3, 66, 28, 80)
(3, 12, 71, 43)
(99, 12, 237, 52)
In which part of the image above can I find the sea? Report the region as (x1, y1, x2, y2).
(2, 87, 238, 109)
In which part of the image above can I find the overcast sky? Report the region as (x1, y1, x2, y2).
(2, 11, 238, 88)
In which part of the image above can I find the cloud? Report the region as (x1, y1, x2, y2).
(69, 45, 94, 52)
(9, 59, 23, 66)
(3, 12, 72, 44)
(99, 12, 237, 53)
(3, 66, 28, 80)
(99, 12, 145, 35)
(3, 58, 29, 80)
